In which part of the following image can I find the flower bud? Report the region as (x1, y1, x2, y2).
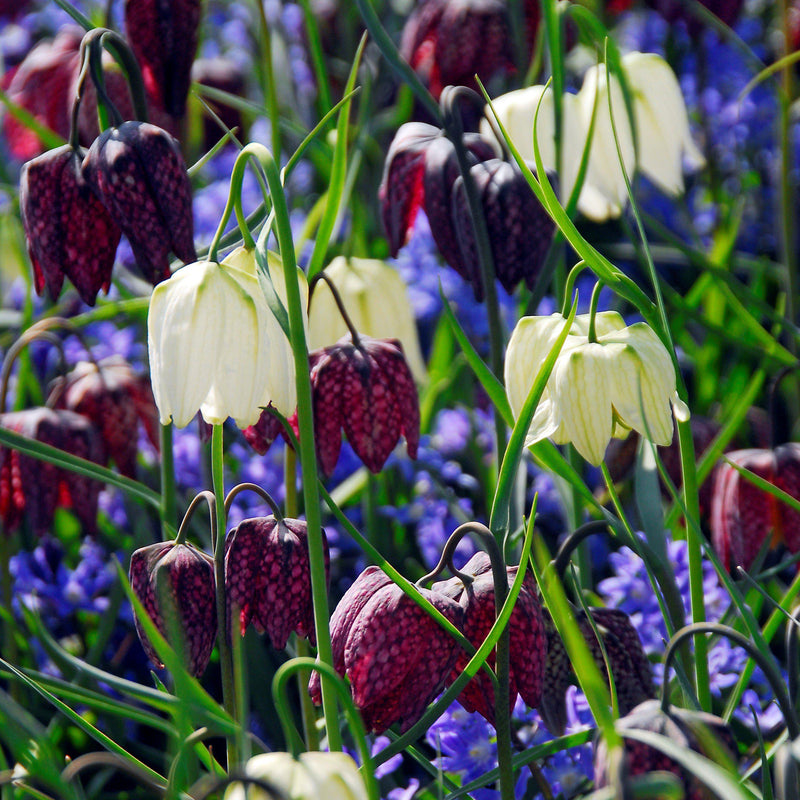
(225, 751, 368, 800)
(20, 145, 122, 305)
(309, 335, 420, 477)
(82, 120, 196, 284)
(309, 566, 464, 734)
(308, 256, 426, 382)
(225, 516, 329, 648)
(129, 540, 216, 676)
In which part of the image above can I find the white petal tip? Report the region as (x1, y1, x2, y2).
(672, 395, 691, 424)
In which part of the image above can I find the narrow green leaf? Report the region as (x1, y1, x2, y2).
(489, 296, 577, 535)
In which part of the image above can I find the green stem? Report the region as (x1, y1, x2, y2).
(248, 144, 341, 752)
(677, 417, 710, 710)
(285, 447, 320, 752)
(0, 531, 19, 703)
(587, 281, 602, 344)
(160, 423, 177, 538)
(441, 86, 507, 472)
(210, 424, 240, 768)
(254, 0, 281, 164)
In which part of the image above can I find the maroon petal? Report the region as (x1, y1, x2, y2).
(310, 348, 346, 477)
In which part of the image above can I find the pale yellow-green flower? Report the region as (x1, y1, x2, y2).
(505, 311, 687, 465)
(147, 248, 306, 429)
(224, 751, 368, 800)
(308, 256, 426, 381)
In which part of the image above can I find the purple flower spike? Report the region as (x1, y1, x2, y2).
(0, 407, 106, 535)
(20, 145, 122, 306)
(82, 121, 196, 284)
(309, 566, 464, 734)
(309, 335, 420, 477)
(129, 540, 216, 677)
(125, 0, 202, 118)
(452, 159, 554, 300)
(433, 552, 546, 725)
(224, 516, 329, 649)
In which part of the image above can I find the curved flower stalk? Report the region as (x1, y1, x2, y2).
(481, 52, 704, 222)
(307, 256, 426, 382)
(505, 309, 689, 465)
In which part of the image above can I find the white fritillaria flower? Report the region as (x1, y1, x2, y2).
(148, 248, 306, 429)
(308, 256, 426, 382)
(224, 751, 369, 800)
(482, 52, 703, 222)
(505, 311, 688, 465)
(621, 51, 705, 195)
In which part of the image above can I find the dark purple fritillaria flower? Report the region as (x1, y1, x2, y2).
(309, 566, 464, 734)
(19, 144, 122, 305)
(224, 515, 329, 648)
(129, 540, 216, 677)
(82, 120, 196, 284)
(309, 335, 420, 478)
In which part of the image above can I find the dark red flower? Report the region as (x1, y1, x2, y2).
(451, 158, 554, 300)
(2, 27, 82, 160)
(309, 566, 464, 734)
(125, 0, 202, 118)
(594, 699, 737, 800)
(309, 335, 419, 477)
(20, 144, 122, 305)
(433, 552, 546, 725)
(539, 607, 654, 736)
(242, 405, 298, 456)
(710, 444, 800, 571)
(378, 121, 496, 265)
(48, 356, 160, 478)
(0, 407, 106, 535)
(399, 0, 514, 100)
(129, 540, 217, 676)
(82, 120, 196, 284)
(225, 516, 329, 648)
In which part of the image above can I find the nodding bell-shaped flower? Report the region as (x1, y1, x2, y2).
(433, 552, 546, 725)
(399, 0, 514, 101)
(308, 566, 464, 734)
(309, 335, 420, 477)
(710, 444, 800, 572)
(48, 356, 159, 478)
(482, 52, 702, 222)
(20, 145, 122, 306)
(129, 540, 217, 676)
(378, 122, 498, 270)
(594, 699, 737, 799)
(82, 120, 196, 284)
(225, 516, 329, 648)
(125, 0, 201, 118)
(2, 27, 82, 160)
(225, 751, 368, 800)
(148, 248, 302, 429)
(505, 311, 689, 466)
(451, 158, 554, 300)
(0, 407, 106, 535)
(620, 52, 705, 196)
(539, 607, 654, 736)
(308, 256, 426, 382)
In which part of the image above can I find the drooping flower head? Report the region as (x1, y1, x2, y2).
(505, 311, 688, 465)
(148, 247, 303, 429)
